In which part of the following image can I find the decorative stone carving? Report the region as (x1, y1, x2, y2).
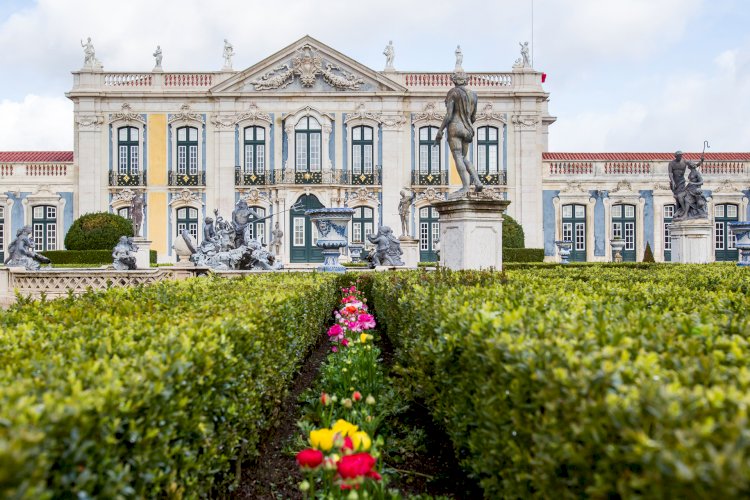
(713, 179, 739, 193)
(415, 187, 447, 202)
(170, 189, 203, 205)
(250, 44, 364, 91)
(611, 180, 633, 193)
(238, 188, 269, 204)
(169, 104, 204, 124)
(346, 187, 379, 205)
(510, 114, 538, 129)
(380, 114, 408, 130)
(211, 103, 271, 128)
(110, 104, 145, 124)
(76, 115, 105, 129)
(561, 181, 587, 193)
(112, 188, 137, 203)
(414, 102, 445, 123)
(345, 103, 407, 130)
(475, 103, 506, 123)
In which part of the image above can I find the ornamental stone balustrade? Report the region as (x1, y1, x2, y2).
(544, 159, 748, 179)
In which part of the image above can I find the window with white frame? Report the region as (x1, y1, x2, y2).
(0, 206, 4, 255)
(118, 126, 139, 175)
(245, 206, 267, 243)
(476, 126, 499, 174)
(176, 207, 199, 243)
(419, 126, 440, 176)
(244, 126, 266, 175)
(295, 117, 322, 172)
(32, 205, 56, 251)
(293, 217, 305, 246)
(176, 126, 199, 175)
(351, 126, 374, 176)
(664, 204, 674, 260)
(352, 206, 374, 243)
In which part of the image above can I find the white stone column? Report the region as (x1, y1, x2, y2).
(380, 119, 407, 231)
(511, 114, 543, 249)
(671, 219, 714, 263)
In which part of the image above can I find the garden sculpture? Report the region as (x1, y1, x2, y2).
(112, 236, 137, 270)
(398, 189, 415, 238)
(231, 199, 262, 248)
(4, 226, 51, 270)
(367, 226, 404, 267)
(435, 71, 483, 197)
(130, 191, 146, 237)
(668, 149, 707, 220)
(270, 222, 284, 256)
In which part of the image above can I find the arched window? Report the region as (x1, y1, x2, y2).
(32, 205, 57, 251)
(715, 203, 739, 261)
(351, 126, 374, 183)
(612, 204, 636, 262)
(243, 126, 266, 176)
(476, 126, 501, 185)
(295, 117, 322, 183)
(663, 204, 675, 261)
(562, 204, 586, 262)
(118, 126, 139, 175)
(419, 206, 440, 262)
(176, 126, 199, 175)
(351, 206, 374, 244)
(245, 206, 267, 244)
(176, 207, 199, 243)
(418, 126, 441, 185)
(117, 206, 131, 220)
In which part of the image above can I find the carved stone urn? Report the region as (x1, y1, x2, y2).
(555, 240, 573, 265)
(305, 207, 355, 272)
(610, 237, 626, 263)
(728, 222, 750, 266)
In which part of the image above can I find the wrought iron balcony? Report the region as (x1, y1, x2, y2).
(109, 170, 147, 187)
(169, 171, 206, 187)
(411, 170, 448, 186)
(349, 166, 382, 185)
(477, 171, 507, 185)
(235, 167, 268, 186)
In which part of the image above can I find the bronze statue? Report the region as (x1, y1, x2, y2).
(435, 73, 483, 196)
(668, 150, 706, 220)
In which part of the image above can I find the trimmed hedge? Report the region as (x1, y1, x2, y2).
(0, 273, 337, 498)
(502, 214, 524, 248)
(64, 212, 133, 250)
(503, 247, 544, 262)
(369, 266, 750, 498)
(41, 249, 157, 265)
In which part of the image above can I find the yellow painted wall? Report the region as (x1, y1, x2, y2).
(448, 153, 460, 186)
(148, 114, 167, 186)
(148, 191, 168, 255)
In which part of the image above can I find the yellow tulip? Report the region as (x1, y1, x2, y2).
(360, 333, 368, 344)
(351, 431, 372, 451)
(332, 419, 359, 437)
(309, 428, 336, 451)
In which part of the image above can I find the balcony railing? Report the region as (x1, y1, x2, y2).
(169, 171, 206, 187)
(545, 160, 749, 178)
(234, 167, 383, 186)
(412, 170, 448, 186)
(109, 170, 147, 187)
(477, 171, 507, 185)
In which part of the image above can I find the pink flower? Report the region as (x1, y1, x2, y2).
(332, 346, 338, 353)
(358, 313, 376, 330)
(328, 324, 343, 337)
(342, 338, 350, 347)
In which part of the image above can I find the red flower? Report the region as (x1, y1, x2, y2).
(341, 338, 350, 347)
(352, 391, 362, 402)
(296, 448, 324, 469)
(327, 324, 343, 337)
(321, 392, 330, 406)
(342, 435, 354, 451)
(337, 452, 378, 479)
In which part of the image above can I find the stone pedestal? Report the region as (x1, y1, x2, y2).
(133, 237, 152, 269)
(433, 196, 511, 270)
(670, 219, 713, 264)
(399, 238, 419, 268)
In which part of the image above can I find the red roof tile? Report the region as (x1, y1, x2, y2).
(543, 152, 750, 161)
(0, 151, 74, 163)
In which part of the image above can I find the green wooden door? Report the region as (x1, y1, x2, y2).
(562, 204, 587, 262)
(290, 194, 324, 263)
(612, 204, 636, 262)
(663, 204, 674, 262)
(419, 206, 439, 262)
(715, 203, 739, 261)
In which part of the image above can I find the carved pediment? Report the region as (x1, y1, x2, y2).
(211, 36, 407, 94)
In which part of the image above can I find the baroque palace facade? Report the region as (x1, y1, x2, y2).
(0, 35, 748, 264)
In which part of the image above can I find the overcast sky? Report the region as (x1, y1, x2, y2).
(0, 0, 748, 153)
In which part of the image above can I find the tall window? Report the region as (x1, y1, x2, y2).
(176, 126, 199, 175)
(476, 126, 499, 175)
(176, 207, 199, 243)
(32, 205, 56, 252)
(245, 206, 267, 243)
(715, 203, 739, 261)
(562, 204, 586, 262)
(351, 206, 374, 244)
(612, 204, 636, 262)
(243, 126, 266, 176)
(419, 206, 440, 262)
(352, 126, 373, 176)
(118, 207, 131, 220)
(293, 218, 305, 246)
(418, 126, 441, 183)
(118, 126, 139, 175)
(663, 204, 674, 262)
(295, 117, 322, 172)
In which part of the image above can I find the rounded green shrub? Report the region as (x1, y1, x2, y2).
(64, 212, 133, 250)
(503, 214, 525, 248)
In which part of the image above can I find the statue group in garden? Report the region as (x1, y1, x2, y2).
(112, 236, 138, 270)
(366, 226, 404, 267)
(669, 149, 708, 221)
(4, 226, 52, 270)
(190, 199, 282, 270)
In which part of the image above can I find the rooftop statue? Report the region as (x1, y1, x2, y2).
(520, 41, 531, 67)
(4, 226, 51, 270)
(435, 72, 483, 197)
(669, 149, 707, 220)
(383, 40, 395, 70)
(80, 37, 101, 68)
(223, 39, 234, 69)
(454, 45, 463, 72)
(153, 45, 163, 69)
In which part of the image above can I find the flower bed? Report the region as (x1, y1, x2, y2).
(0, 274, 337, 498)
(370, 265, 750, 498)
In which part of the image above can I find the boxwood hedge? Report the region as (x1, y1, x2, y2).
(370, 265, 750, 498)
(0, 273, 337, 498)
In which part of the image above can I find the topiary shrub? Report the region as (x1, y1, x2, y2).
(504, 248, 544, 262)
(64, 212, 133, 250)
(503, 214, 525, 248)
(642, 242, 656, 263)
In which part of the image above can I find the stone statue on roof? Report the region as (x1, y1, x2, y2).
(383, 40, 395, 70)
